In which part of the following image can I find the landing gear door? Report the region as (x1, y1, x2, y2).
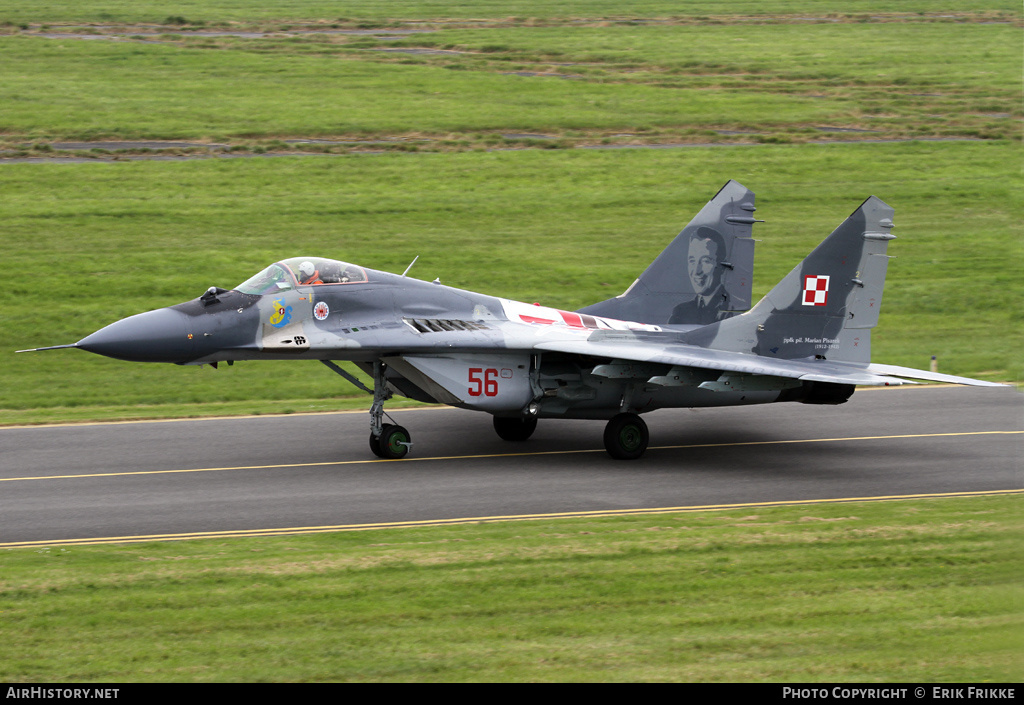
(390, 354, 534, 412)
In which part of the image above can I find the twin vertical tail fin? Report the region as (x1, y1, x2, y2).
(683, 196, 895, 364)
(577, 180, 760, 326)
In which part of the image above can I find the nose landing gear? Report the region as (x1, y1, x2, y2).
(368, 360, 411, 459)
(321, 358, 413, 459)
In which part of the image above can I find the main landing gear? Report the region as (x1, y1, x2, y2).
(493, 415, 537, 441)
(494, 411, 649, 459)
(603, 413, 649, 460)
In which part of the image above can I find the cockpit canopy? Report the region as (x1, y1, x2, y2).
(235, 257, 368, 295)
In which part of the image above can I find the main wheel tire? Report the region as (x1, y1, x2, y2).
(379, 424, 412, 459)
(603, 413, 649, 460)
(493, 416, 538, 442)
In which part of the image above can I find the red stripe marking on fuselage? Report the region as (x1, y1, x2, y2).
(558, 311, 587, 329)
(520, 315, 557, 325)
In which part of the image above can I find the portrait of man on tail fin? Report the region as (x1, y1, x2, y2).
(668, 226, 732, 325)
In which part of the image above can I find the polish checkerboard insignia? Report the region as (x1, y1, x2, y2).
(802, 275, 830, 306)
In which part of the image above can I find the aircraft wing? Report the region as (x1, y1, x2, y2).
(531, 335, 1006, 388)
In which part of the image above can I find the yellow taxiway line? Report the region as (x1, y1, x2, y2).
(3, 429, 1020, 483)
(2, 488, 1020, 549)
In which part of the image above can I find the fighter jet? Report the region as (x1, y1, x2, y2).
(20, 180, 1003, 459)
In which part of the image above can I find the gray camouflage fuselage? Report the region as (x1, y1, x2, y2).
(77, 265, 786, 420)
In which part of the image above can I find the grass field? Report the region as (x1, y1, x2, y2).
(0, 35, 838, 141)
(0, 6, 1017, 147)
(1, 1, 1017, 24)
(1, 495, 1020, 682)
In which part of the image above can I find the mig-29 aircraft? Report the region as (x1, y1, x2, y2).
(20, 181, 1003, 459)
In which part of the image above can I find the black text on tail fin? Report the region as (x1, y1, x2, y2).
(577, 179, 760, 326)
(684, 196, 895, 364)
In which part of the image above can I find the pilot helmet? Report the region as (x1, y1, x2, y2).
(299, 261, 316, 280)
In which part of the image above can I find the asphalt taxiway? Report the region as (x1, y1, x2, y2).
(1, 386, 1020, 546)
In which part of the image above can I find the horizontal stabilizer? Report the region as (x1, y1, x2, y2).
(865, 363, 1008, 387)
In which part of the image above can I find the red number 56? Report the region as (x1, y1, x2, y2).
(468, 368, 499, 397)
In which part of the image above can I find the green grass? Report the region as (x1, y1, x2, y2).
(386, 21, 1020, 138)
(2, 141, 1020, 424)
(0, 11, 1017, 145)
(0, 36, 838, 141)
(1, 1, 1017, 24)
(389, 20, 1019, 92)
(1, 495, 1019, 682)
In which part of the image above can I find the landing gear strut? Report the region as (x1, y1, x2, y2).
(603, 413, 648, 460)
(367, 360, 411, 459)
(321, 359, 411, 459)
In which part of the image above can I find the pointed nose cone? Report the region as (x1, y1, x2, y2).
(77, 308, 195, 363)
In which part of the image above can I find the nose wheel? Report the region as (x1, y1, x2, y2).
(370, 423, 412, 459)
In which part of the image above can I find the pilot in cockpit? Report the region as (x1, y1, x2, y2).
(298, 261, 323, 285)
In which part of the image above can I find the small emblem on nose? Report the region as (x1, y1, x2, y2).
(270, 298, 293, 328)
